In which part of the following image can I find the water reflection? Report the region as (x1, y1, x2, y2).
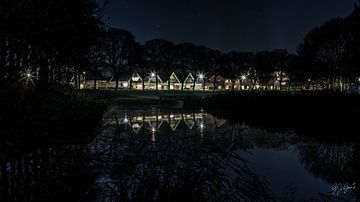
(94, 111, 274, 201)
(0, 107, 359, 201)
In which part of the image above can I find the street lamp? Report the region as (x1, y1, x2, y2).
(151, 72, 156, 77)
(241, 75, 246, 80)
(23, 69, 34, 84)
(198, 73, 205, 91)
(199, 73, 204, 79)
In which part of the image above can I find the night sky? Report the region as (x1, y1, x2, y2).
(106, 0, 357, 53)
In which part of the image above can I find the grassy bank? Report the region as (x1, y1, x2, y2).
(81, 89, 212, 106)
(194, 91, 360, 141)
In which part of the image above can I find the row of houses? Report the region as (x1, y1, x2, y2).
(82, 71, 289, 91)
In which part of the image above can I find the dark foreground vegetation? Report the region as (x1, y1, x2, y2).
(0, 0, 107, 145)
(0, 84, 105, 157)
(196, 91, 360, 141)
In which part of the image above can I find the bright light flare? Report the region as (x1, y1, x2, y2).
(241, 75, 247, 80)
(198, 73, 204, 79)
(124, 116, 129, 123)
(22, 69, 35, 84)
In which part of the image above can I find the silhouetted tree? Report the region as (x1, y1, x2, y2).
(253, 51, 278, 90)
(143, 39, 176, 91)
(0, 0, 102, 88)
(207, 50, 222, 91)
(174, 43, 197, 91)
(298, 18, 353, 90)
(102, 28, 137, 90)
(87, 35, 106, 90)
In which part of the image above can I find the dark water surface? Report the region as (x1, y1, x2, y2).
(0, 105, 358, 201)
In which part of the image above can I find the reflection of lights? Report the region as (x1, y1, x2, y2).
(124, 116, 129, 123)
(83, 71, 86, 75)
(151, 128, 156, 133)
(132, 124, 140, 128)
(200, 124, 204, 130)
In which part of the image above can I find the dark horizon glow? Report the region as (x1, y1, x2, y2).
(105, 0, 357, 53)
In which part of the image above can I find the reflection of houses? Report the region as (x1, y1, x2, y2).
(115, 113, 206, 134)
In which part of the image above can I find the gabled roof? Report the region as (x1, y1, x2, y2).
(183, 73, 195, 84)
(169, 72, 181, 83)
(131, 73, 143, 82)
(144, 74, 163, 83)
(157, 73, 170, 82)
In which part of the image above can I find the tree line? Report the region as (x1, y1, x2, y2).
(1, 0, 360, 92)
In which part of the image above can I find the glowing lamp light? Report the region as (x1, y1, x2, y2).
(200, 124, 205, 130)
(151, 72, 156, 77)
(241, 75, 246, 80)
(151, 128, 156, 133)
(23, 69, 35, 82)
(124, 116, 129, 123)
(123, 82, 129, 88)
(132, 76, 140, 82)
(199, 74, 204, 79)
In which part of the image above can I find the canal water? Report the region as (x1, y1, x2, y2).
(0, 105, 358, 201)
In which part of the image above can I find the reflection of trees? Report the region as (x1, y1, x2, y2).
(87, 112, 275, 201)
(0, 146, 98, 201)
(208, 123, 298, 151)
(297, 142, 360, 197)
(297, 143, 355, 183)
